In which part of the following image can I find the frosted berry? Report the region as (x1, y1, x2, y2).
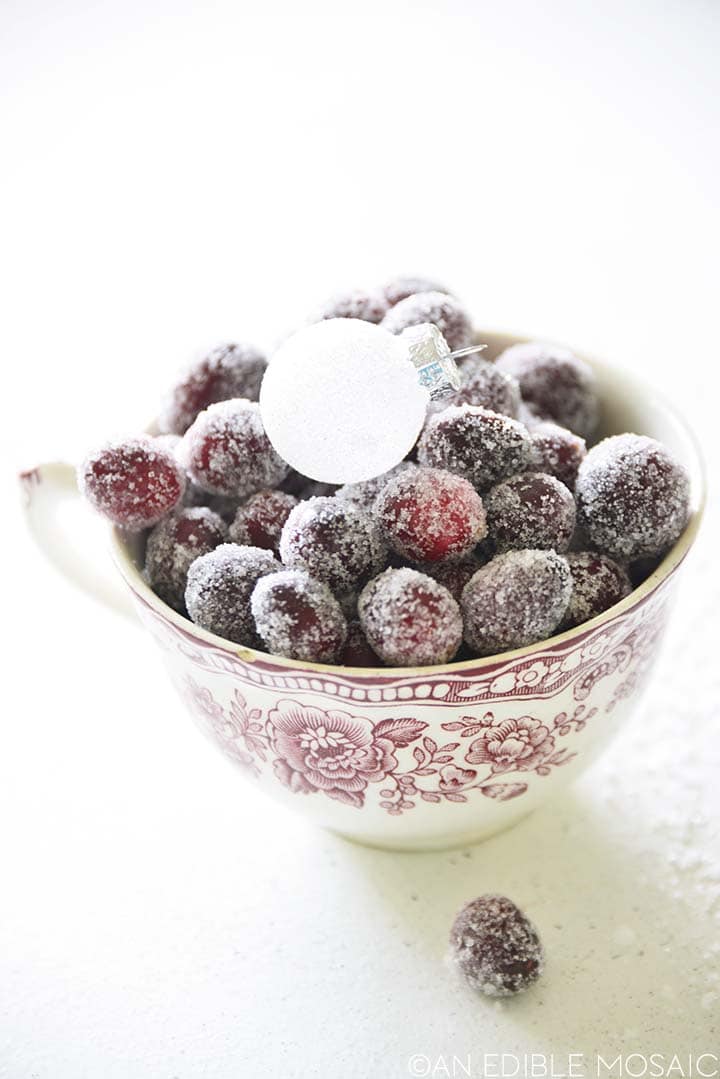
(251, 570, 347, 663)
(280, 470, 338, 500)
(279, 497, 379, 593)
(229, 490, 298, 554)
(453, 357, 521, 417)
(462, 549, 572, 655)
(337, 621, 382, 667)
(376, 466, 487, 564)
(563, 551, 632, 628)
(484, 472, 576, 553)
(380, 290, 473, 351)
(382, 275, 450, 308)
(416, 554, 486, 601)
(185, 543, 280, 646)
(450, 895, 544, 997)
(79, 437, 185, 530)
(159, 343, 267, 435)
(335, 462, 416, 514)
(575, 434, 691, 560)
(182, 482, 242, 522)
(359, 568, 462, 666)
(528, 421, 586, 490)
(182, 399, 288, 498)
(312, 288, 389, 325)
(145, 507, 228, 611)
(495, 341, 599, 439)
(418, 405, 533, 492)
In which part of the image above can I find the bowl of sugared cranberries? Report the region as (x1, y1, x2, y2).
(24, 314, 704, 851)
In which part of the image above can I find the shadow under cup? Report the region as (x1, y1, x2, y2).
(112, 332, 705, 851)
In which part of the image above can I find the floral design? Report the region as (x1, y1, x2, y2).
(463, 714, 555, 773)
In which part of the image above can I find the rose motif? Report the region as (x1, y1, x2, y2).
(185, 677, 225, 724)
(267, 700, 399, 808)
(465, 714, 555, 774)
(438, 764, 477, 792)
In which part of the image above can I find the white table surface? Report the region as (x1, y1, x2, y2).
(2, 2, 719, 1076)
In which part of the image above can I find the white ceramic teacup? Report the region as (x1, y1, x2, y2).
(22, 331, 705, 851)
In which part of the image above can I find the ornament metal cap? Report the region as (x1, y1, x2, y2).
(400, 323, 486, 401)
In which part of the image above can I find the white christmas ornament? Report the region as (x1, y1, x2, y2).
(261, 318, 450, 485)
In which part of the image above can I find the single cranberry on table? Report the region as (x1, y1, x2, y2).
(418, 405, 533, 493)
(251, 569, 348, 663)
(375, 466, 487, 564)
(158, 343, 267, 436)
(79, 437, 186, 530)
(562, 551, 632, 628)
(229, 489, 298, 555)
(380, 290, 473, 352)
(462, 549, 572, 656)
(495, 341, 599, 439)
(279, 496, 380, 593)
(358, 567, 463, 666)
(484, 472, 576, 553)
(145, 507, 228, 611)
(185, 543, 280, 647)
(527, 420, 586, 490)
(182, 398, 288, 498)
(311, 288, 389, 325)
(450, 895, 544, 997)
(575, 433, 691, 560)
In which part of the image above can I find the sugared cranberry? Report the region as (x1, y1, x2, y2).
(311, 289, 389, 324)
(484, 472, 576, 553)
(79, 437, 185, 530)
(182, 399, 288, 498)
(185, 543, 280, 646)
(380, 290, 473, 351)
(337, 621, 382, 667)
(229, 490, 297, 554)
(145, 507, 228, 611)
(495, 341, 599, 439)
(418, 405, 533, 492)
(382, 275, 450, 308)
(251, 570, 347, 663)
(575, 434, 691, 559)
(335, 462, 416, 513)
(358, 568, 462, 666)
(461, 549, 572, 655)
(280, 470, 338, 500)
(415, 554, 486, 601)
(182, 482, 241, 522)
(279, 497, 379, 593)
(562, 551, 632, 628)
(375, 466, 487, 564)
(450, 895, 544, 997)
(527, 421, 586, 490)
(453, 357, 521, 417)
(159, 343, 267, 435)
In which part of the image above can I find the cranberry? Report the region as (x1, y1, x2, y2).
(158, 343, 267, 435)
(358, 568, 462, 666)
(251, 570, 347, 663)
(312, 289, 389, 324)
(279, 496, 380, 593)
(461, 549, 572, 655)
(527, 421, 586, 490)
(182, 399, 288, 498)
(450, 895, 544, 997)
(416, 554, 486, 601)
(382, 275, 450, 308)
(229, 490, 297, 554)
(575, 434, 691, 559)
(337, 621, 382, 667)
(484, 472, 576, 553)
(185, 543, 280, 646)
(79, 437, 185, 530)
(145, 507, 228, 611)
(335, 462, 416, 514)
(376, 466, 487, 564)
(380, 290, 473, 351)
(495, 341, 599, 439)
(418, 405, 533, 492)
(453, 357, 521, 417)
(562, 551, 632, 628)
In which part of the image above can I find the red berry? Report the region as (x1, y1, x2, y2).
(453, 357, 521, 417)
(484, 472, 576, 553)
(145, 507, 228, 611)
(495, 341, 599, 439)
(416, 554, 486, 601)
(418, 405, 533, 492)
(335, 462, 416, 514)
(337, 621, 382, 667)
(382, 275, 451, 308)
(450, 895, 544, 997)
(229, 490, 298, 554)
(527, 421, 586, 490)
(159, 343, 267, 435)
(358, 567, 462, 666)
(251, 570, 347, 663)
(563, 551, 632, 628)
(380, 290, 473, 351)
(461, 550, 572, 655)
(79, 437, 185, 530)
(376, 466, 487, 564)
(312, 288, 389, 324)
(182, 399, 288, 498)
(279, 496, 380, 593)
(185, 543, 280, 646)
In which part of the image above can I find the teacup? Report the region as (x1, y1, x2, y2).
(22, 331, 705, 850)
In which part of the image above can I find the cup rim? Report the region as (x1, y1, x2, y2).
(109, 332, 707, 678)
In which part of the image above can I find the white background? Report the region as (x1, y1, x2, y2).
(2, 1, 719, 1076)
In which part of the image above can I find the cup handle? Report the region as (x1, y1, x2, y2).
(20, 461, 137, 621)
